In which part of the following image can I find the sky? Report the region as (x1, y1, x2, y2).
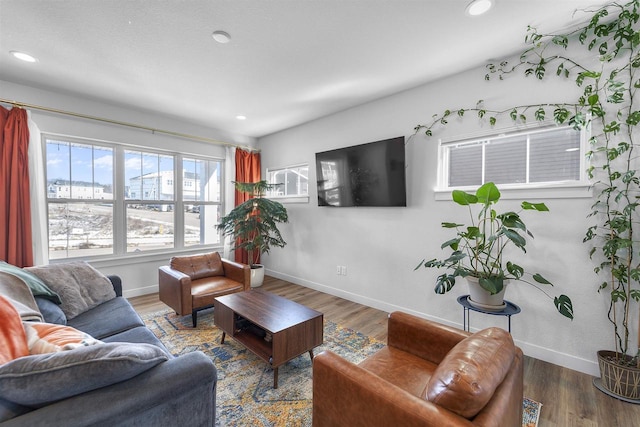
(46, 138, 173, 187)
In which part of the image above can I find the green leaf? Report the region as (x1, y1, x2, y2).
(441, 238, 460, 250)
(476, 182, 500, 204)
(522, 201, 549, 212)
(554, 295, 574, 319)
(588, 94, 599, 105)
(479, 276, 503, 294)
(502, 229, 526, 248)
(554, 107, 570, 124)
(434, 274, 457, 294)
(452, 190, 478, 206)
(535, 107, 546, 121)
(441, 222, 463, 228)
(489, 116, 497, 126)
(463, 226, 481, 239)
(506, 262, 524, 279)
(532, 273, 552, 285)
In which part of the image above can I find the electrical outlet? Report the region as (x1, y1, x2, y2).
(341, 266, 347, 276)
(336, 265, 341, 275)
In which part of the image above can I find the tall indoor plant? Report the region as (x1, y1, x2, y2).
(416, 181, 574, 319)
(217, 180, 288, 287)
(415, 0, 640, 400)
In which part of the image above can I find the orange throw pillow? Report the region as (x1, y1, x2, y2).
(0, 295, 29, 364)
(23, 323, 102, 354)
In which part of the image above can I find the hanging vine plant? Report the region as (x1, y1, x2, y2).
(415, 0, 640, 398)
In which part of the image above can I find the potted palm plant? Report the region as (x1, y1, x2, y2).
(217, 180, 288, 287)
(417, 181, 574, 318)
(415, 0, 640, 401)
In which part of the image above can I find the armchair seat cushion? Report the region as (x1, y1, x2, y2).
(359, 346, 438, 397)
(191, 277, 245, 307)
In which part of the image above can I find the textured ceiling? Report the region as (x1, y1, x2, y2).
(0, 0, 610, 139)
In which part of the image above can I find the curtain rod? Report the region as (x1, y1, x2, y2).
(0, 98, 259, 152)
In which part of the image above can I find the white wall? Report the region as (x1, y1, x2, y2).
(258, 63, 611, 376)
(1, 79, 256, 297)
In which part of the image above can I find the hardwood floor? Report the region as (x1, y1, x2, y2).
(129, 275, 640, 426)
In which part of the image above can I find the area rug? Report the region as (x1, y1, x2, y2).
(143, 308, 541, 427)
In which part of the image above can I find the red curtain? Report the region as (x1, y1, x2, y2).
(234, 148, 261, 264)
(0, 106, 33, 267)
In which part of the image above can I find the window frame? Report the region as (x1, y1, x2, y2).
(435, 123, 592, 200)
(266, 163, 310, 204)
(43, 133, 225, 261)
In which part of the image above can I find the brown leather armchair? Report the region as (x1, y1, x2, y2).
(159, 252, 250, 327)
(313, 312, 524, 427)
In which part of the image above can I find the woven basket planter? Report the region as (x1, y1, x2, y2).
(597, 350, 640, 400)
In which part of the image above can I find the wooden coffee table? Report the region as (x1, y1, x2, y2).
(213, 289, 324, 388)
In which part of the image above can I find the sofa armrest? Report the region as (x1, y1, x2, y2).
(158, 266, 192, 315)
(107, 275, 122, 297)
(221, 259, 251, 290)
(387, 312, 470, 365)
(0, 351, 217, 427)
(312, 350, 474, 427)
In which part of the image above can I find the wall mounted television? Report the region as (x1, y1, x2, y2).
(315, 136, 406, 207)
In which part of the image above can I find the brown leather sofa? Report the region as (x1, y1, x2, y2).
(159, 252, 250, 327)
(313, 312, 524, 427)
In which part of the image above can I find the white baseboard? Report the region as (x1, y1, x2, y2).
(123, 284, 159, 299)
(266, 269, 600, 376)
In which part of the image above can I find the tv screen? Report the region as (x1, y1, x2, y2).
(316, 136, 406, 207)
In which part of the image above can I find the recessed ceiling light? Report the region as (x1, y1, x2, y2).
(236, 115, 247, 120)
(465, 0, 493, 16)
(10, 50, 38, 63)
(212, 31, 231, 44)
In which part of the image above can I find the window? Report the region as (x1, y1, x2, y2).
(45, 135, 223, 260)
(266, 164, 309, 202)
(125, 150, 175, 253)
(438, 125, 586, 191)
(182, 157, 222, 247)
(46, 138, 114, 259)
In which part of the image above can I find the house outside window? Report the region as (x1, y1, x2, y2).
(45, 135, 223, 260)
(437, 125, 588, 197)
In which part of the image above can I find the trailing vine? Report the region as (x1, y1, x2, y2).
(415, 0, 640, 366)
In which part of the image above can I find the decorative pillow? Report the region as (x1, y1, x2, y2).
(424, 327, 515, 419)
(34, 297, 67, 325)
(23, 322, 102, 354)
(0, 261, 61, 304)
(0, 272, 43, 322)
(25, 262, 116, 320)
(0, 342, 169, 406)
(170, 251, 224, 280)
(0, 296, 28, 365)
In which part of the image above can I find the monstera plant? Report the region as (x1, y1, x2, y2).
(416, 182, 573, 319)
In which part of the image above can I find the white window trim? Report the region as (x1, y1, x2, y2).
(266, 163, 310, 203)
(435, 122, 592, 200)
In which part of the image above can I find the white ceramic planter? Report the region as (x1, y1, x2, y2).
(250, 265, 265, 288)
(466, 276, 508, 311)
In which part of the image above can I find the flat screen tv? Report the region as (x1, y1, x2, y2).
(315, 136, 406, 207)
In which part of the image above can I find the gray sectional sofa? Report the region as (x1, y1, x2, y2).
(0, 266, 217, 426)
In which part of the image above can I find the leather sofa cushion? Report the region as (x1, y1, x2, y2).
(424, 327, 515, 419)
(170, 252, 224, 280)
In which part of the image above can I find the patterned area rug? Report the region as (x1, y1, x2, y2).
(143, 308, 541, 427)
(523, 397, 542, 427)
